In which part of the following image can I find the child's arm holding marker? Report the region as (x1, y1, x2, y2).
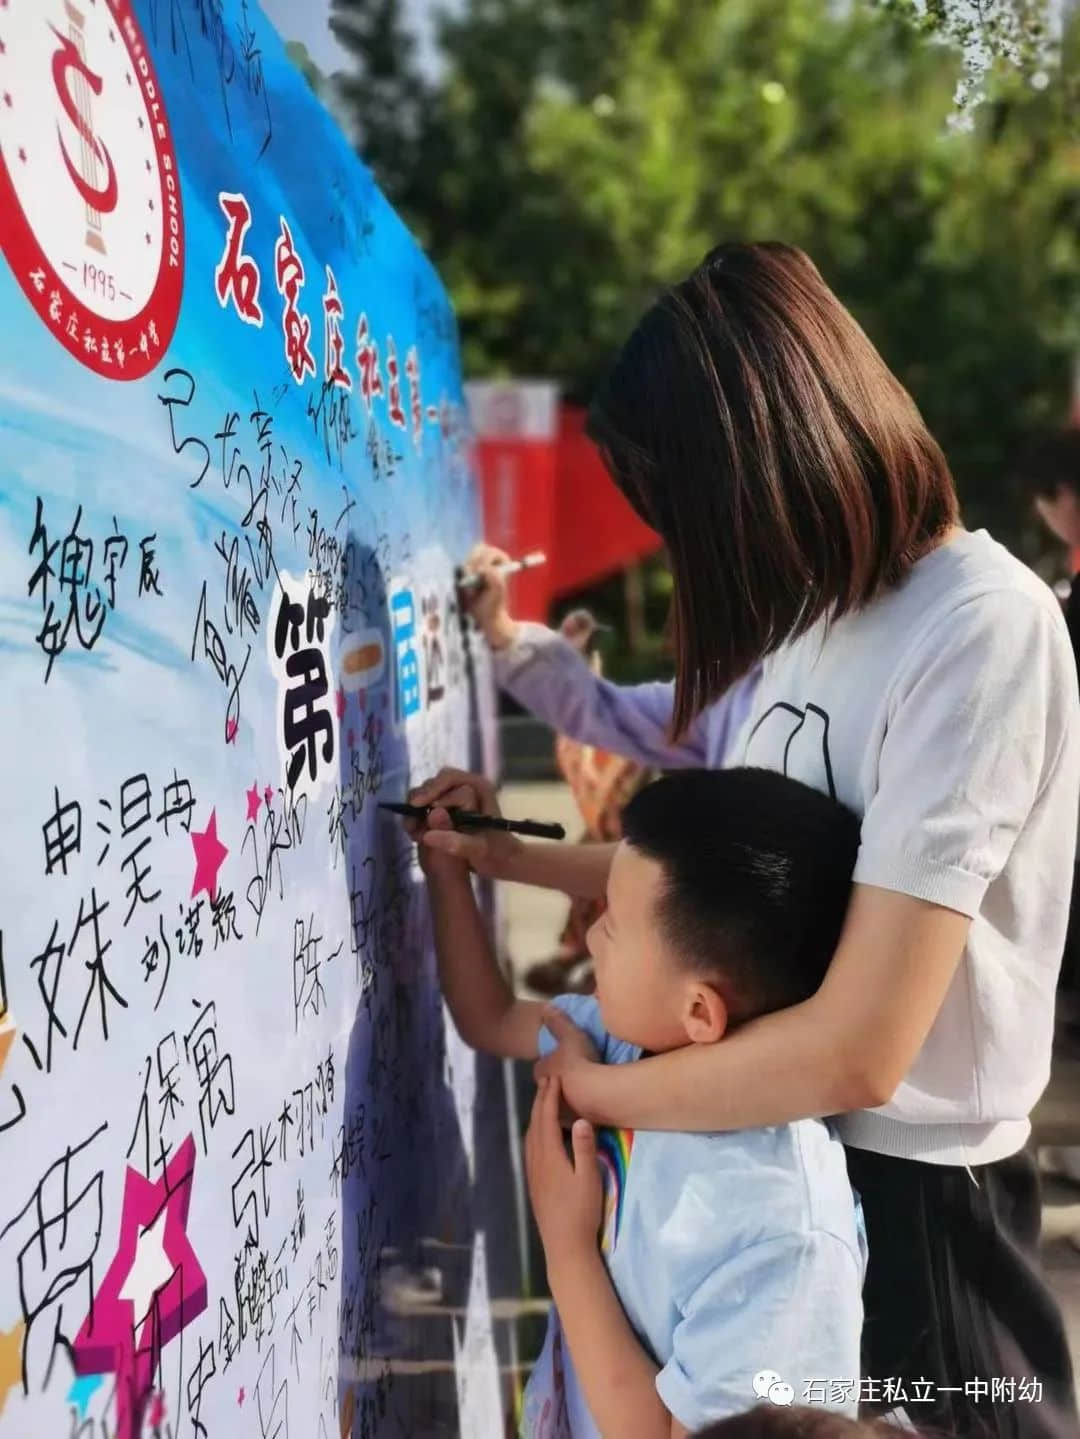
(420, 807, 546, 1060)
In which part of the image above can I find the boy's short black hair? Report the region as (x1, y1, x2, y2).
(1016, 429, 1080, 501)
(620, 768, 860, 1022)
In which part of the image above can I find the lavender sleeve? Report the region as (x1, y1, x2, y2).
(491, 622, 757, 770)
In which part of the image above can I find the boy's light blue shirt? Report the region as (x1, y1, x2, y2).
(521, 995, 867, 1437)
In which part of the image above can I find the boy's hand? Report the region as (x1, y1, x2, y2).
(525, 1077, 603, 1266)
(534, 1007, 607, 1124)
(402, 779, 476, 881)
(408, 768, 523, 879)
(534, 1006, 602, 1082)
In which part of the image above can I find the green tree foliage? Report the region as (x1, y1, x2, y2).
(330, 0, 1080, 554)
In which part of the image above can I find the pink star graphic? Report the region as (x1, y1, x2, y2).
(190, 810, 228, 901)
(72, 1136, 207, 1439)
(336, 686, 346, 721)
(263, 785, 274, 810)
(245, 783, 261, 823)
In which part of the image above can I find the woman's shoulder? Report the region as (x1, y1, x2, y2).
(889, 528, 1057, 619)
(842, 528, 1067, 656)
(762, 529, 1071, 697)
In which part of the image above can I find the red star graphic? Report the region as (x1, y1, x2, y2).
(190, 810, 228, 901)
(245, 782, 261, 823)
(336, 686, 346, 721)
(72, 1136, 207, 1439)
(263, 785, 274, 810)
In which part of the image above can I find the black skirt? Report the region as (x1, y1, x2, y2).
(844, 1144, 1078, 1439)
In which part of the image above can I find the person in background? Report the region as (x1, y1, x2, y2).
(525, 608, 656, 997)
(1019, 429, 1080, 1194)
(1023, 428, 1080, 669)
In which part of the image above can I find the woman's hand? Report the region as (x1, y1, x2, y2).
(460, 543, 520, 651)
(408, 768, 523, 879)
(525, 1077, 603, 1266)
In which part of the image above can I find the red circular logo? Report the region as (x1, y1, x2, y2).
(0, 0, 184, 381)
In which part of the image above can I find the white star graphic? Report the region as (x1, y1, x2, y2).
(119, 1208, 175, 1328)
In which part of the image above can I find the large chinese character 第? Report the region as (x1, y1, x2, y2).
(273, 579, 334, 793)
(274, 218, 316, 385)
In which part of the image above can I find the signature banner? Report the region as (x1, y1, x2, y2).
(0, 3, 514, 1435)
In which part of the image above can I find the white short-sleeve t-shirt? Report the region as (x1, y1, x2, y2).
(734, 529, 1080, 1165)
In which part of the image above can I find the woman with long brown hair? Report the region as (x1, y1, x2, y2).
(417, 243, 1079, 1437)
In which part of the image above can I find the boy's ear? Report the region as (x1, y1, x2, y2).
(682, 981, 729, 1045)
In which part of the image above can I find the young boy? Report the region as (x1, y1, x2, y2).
(412, 766, 866, 1438)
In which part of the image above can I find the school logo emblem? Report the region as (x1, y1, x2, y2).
(0, 0, 184, 380)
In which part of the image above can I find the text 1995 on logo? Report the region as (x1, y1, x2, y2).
(0, 0, 184, 380)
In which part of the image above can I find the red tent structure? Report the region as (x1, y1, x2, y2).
(467, 381, 662, 622)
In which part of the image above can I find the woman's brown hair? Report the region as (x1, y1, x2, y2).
(587, 242, 959, 737)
